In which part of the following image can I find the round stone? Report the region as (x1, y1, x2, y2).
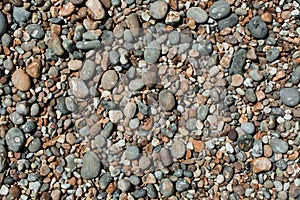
(12, 69, 31, 92)
(270, 138, 289, 154)
(160, 178, 174, 197)
(81, 151, 102, 179)
(150, 0, 168, 20)
(280, 88, 300, 107)
(118, 179, 131, 192)
(248, 16, 268, 39)
(187, 7, 208, 23)
(80, 60, 96, 80)
(69, 77, 89, 99)
(237, 134, 254, 151)
(266, 48, 280, 62)
(124, 146, 140, 160)
(101, 70, 118, 90)
(0, 11, 7, 37)
(241, 122, 255, 135)
(175, 178, 189, 192)
(170, 141, 186, 159)
(160, 147, 173, 166)
(5, 128, 25, 152)
(26, 24, 45, 39)
(144, 41, 161, 64)
(209, 0, 231, 20)
(227, 129, 238, 141)
(159, 90, 176, 111)
(251, 157, 272, 173)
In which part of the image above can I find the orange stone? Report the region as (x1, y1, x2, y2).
(252, 157, 272, 173)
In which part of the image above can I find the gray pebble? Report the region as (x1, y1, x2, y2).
(241, 122, 255, 134)
(160, 178, 174, 197)
(28, 138, 42, 153)
(132, 189, 147, 198)
(229, 49, 247, 75)
(209, 0, 231, 20)
(266, 48, 280, 62)
(197, 105, 209, 121)
(280, 87, 300, 107)
(101, 70, 118, 90)
(159, 90, 176, 111)
(129, 175, 141, 186)
(65, 97, 78, 112)
(13, 6, 31, 23)
(175, 178, 189, 192)
(69, 77, 89, 99)
(168, 31, 180, 45)
(218, 13, 239, 30)
(5, 128, 25, 152)
(248, 16, 268, 39)
(270, 138, 289, 154)
(124, 102, 137, 119)
(16, 101, 29, 115)
(124, 145, 140, 160)
(99, 173, 112, 189)
(80, 60, 95, 80)
(245, 88, 257, 103)
(146, 184, 158, 198)
(160, 147, 173, 166)
(0, 144, 7, 172)
(150, 0, 168, 20)
(197, 39, 213, 55)
(118, 179, 131, 192)
(249, 69, 263, 81)
(170, 141, 186, 159)
(81, 151, 102, 179)
(251, 140, 263, 157)
(109, 50, 120, 65)
(129, 79, 144, 91)
(76, 40, 100, 50)
(1, 34, 12, 46)
(187, 7, 208, 23)
(0, 11, 7, 37)
(26, 24, 45, 39)
(23, 121, 36, 133)
(144, 41, 161, 64)
(186, 118, 197, 131)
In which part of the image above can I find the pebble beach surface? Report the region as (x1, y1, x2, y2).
(0, 0, 300, 199)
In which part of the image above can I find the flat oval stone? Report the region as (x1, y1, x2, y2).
(12, 69, 31, 92)
(270, 138, 289, 154)
(81, 151, 102, 179)
(160, 178, 174, 197)
(144, 41, 161, 64)
(159, 90, 176, 111)
(280, 87, 300, 107)
(5, 128, 25, 152)
(187, 7, 208, 23)
(248, 16, 268, 39)
(252, 157, 271, 173)
(69, 77, 89, 99)
(209, 0, 231, 20)
(170, 141, 186, 159)
(0, 11, 7, 37)
(101, 70, 118, 90)
(150, 0, 168, 20)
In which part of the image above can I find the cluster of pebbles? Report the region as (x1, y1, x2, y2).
(0, 0, 300, 199)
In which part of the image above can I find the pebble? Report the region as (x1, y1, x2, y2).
(160, 147, 173, 166)
(150, 1, 168, 20)
(45, 32, 65, 56)
(231, 74, 244, 87)
(227, 129, 238, 141)
(146, 184, 158, 198)
(81, 151, 102, 179)
(245, 88, 257, 103)
(26, 24, 45, 39)
(0, 11, 7, 37)
(270, 138, 289, 154)
(69, 77, 89, 99)
(159, 90, 176, 111)
(229, 49, 247, 75)
(28, 138, 42, 153)
(266, 48, 280, 62)
(26, 59, 41, 79)
(12, 69, 31, 92)
(76, 40, 101, 50)
(118, 179, 131, 192)
(108, 110, 123, 123)
(218, 13, 239, 30)
(99, 173, 112, 189)
(241, 122, 255, 134)
(124, 145, 140, 160)
(249, 70, 263, 81)
(170, 141, 186, 159)
(126, 14, 140, 37)
(209, 1, 231, 20)
(197, 39, 213, 55)
(252, 140, 263, 157)
(160, 178, 174, 197)
(80, 60, 95, 80)
(128, 79, 144, 91)
(68, 60, 82, 71)
(144, 41, 161, 64)
(86, 0, 105, 20)
(187, 7, 208, 23)
(223, 166, 234, 182)
(13, 6, 31, 23)
(252, 157, 272, 173)
(175, 178, 189, 192)
(101, 70, 118, 90)
(124, 102, 137, 119)
(248, 16, 268, 39)
(237, 134, 254, 151)
(280, 87, 300, 107)
(5, 128, 25, 152)
(0, 144, 7, 172)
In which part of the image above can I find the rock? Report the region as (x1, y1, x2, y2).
(245, 88, 257, 103)
(252, 140, 263, 157)
(69, 77, 89, 99)
(248, 16, 268, 39)
(241, 122, 255, 134)
(142, 71, 158, 88)
(0, 11, 7, 37)
(76, 40, 101, 50)
(270, 138, 289, 154)
(132, 189, 147, 198)
(146, 184, 158, 198)
(0, 144, 7, 172)
(237, 134, 254, 151)
(28, 138, 42, 153)
(197, 105, 209, 120)
(9, 186, 20, 198)
(126, 14, 140, 37)
(150, 1, 168, 20)
(26, 24, 45, 39)
(160, 147, 173, 166)
(168, 31, 180, 45)
(65, 97, 78, 112)
(160, 179, 174, 197)
(175, 178, 189, 192)
(13, 6, 31, 23)
(187, 7, 208, 23)
(223, 166, 234, 182)
(81, 151, 102, 179)
(159, 90, 176, 111)
(80, 60, 95, 80)
(218, 13, 239, 30)
(170, 141, 186, 159)
(229, 49, 247, 75)
(108, 110, 123, 123)
(59, 2, 75, 16)
(139, 156, 151, 170)
(12, 69, 31, 92)
(99, 173, 112, 189)
(129, 79, 144, 91)
(124, 102, 137, 119)
(209, 1, 231, 20)
(186, 118, 197, 131)
(197, 39, 213, 55)
(26, 59, 41, 78)
(249, 70, 263, 82)
(251, 157, 271, 173)
(86, 0, 105, 20)
(231, 74, 244, 87)
(45, 32, 65, 56)
(118, 179, 131, 192)
(144, 41, 161, 64)
(5, 128, 25, 152)
(68, 60, 82, 71)
(124, 145, 140, 160)
(101, 70, 119, 90)
(266, 48, 280, 62)
(280, 88, 300, 107)
(227, 129, 238, 141)
(165, 11, 181, 24)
